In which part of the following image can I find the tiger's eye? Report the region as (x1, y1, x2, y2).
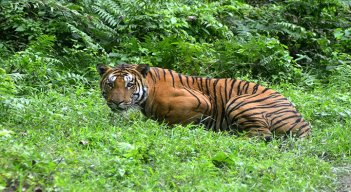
(127, 82, 134, 87)
(107, 82, 114, 87)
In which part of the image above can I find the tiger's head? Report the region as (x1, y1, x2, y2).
(97, 64, 150, 112)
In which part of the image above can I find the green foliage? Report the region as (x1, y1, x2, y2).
(89, 0, 233, 42)
(0, 68, 16, 101)
(0, 0, 43, 50)
(329, 64, 351, 92)
(1, 88, 348, 191)
(214, 35, 301, 81)
(2, 0, 350, 82)
(218, 0, 350, 79)
(0, 0, 70, 51)
(3, 35, 60, 93)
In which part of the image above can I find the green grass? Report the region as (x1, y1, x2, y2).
(1, 84, 350, 191)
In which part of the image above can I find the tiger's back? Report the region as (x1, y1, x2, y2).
(97, 64, 311, 140)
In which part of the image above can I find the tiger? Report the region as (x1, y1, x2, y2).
(97, 63, 311, 141)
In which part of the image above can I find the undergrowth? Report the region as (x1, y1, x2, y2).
(1, 83, 350, 191)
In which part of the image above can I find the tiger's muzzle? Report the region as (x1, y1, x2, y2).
(107, 101, 132, 111)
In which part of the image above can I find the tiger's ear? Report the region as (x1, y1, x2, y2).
(136, 64, 150, 78)
(96, 64, 111, 76)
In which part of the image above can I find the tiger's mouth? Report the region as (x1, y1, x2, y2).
(107, 101, 132, 112)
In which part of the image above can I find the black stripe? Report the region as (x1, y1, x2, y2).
(139, 88, 147, 103)
(185, 75, 190, 87)
(178, 73, 185, 86)
(252, 84, 259, 94)
(203, 96, 210, 114)
(212, 79, 219, 130)
(149, 71, 157, 83)
(206, 78, 211, 96)
(219, 87, 228, 131)
(285, 119, 305, 133)
(225, 95, 248, 113)
(169, 69, 175, 87)
(294, 116, 302, 123)
(162, 69, 166, 80)
(238, 112, 268, 118)
(224, 79, 228, 102)
(230, 93, 282, 112)
(297, 125, 311, 137)
(228, 79, 236, 98)
(227, 95, 271, 113)
(296, 122, 310, 132)
(243, 82, 250, 94)
(270, 110, 298, 121)
(184, 87, 201, 109)
(199, 78, 204, 91)
(153, 68, 161, 80)
(236, 81, 242, 96)
(229, 103, 293, 121)
(256, 100, 291, 108)
(271, 115, 301, 128)
(196, 77, 201, 91)
(269, 122, 289, 132)
(262, 88, 270, 93)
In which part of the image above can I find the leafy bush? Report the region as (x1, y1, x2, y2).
(214, 35, 301, 81)
(88, 0, 233, 42)
(0, 0, 69, 51)
(217, 0, 351, 80)
(3, 35, 59, 92)
(2, 35, 98, 94)
(2, 0, 350, 83)
(117, 36, 219, 75)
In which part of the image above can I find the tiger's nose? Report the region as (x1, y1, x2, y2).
(107, 101, 122, 106)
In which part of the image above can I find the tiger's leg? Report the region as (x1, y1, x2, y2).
(150, 87, 212, 125)
(246, 128, 273, 142)
(225, 94, 273, 141)
(166, 95, 211, 125)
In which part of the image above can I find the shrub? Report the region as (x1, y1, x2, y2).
(214, 35, 301, 81)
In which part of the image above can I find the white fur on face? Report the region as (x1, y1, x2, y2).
(108, 74, 116, 83)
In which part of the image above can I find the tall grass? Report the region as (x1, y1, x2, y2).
(1, 83, 350, 191)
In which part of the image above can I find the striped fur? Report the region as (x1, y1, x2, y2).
(97, 64, 311, 140)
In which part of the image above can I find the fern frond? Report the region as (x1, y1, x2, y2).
(102, 0, 124, 16)
(260, 52, 278, 66)
(92, 19, 118, 36)
(92, 5, 118, 27)
(67, 23, 101, 50)
(274, 22, 306, 33)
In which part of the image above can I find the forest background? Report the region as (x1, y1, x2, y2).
(1, 0, 351, 191)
